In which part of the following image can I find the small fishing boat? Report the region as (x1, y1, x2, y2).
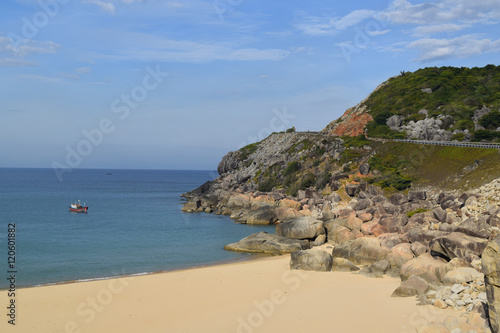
(69, 200, 88, 213)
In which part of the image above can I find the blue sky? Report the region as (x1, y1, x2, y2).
(1, 0, 500, 171)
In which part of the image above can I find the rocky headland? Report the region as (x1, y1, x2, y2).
(181, 65, 500, 332)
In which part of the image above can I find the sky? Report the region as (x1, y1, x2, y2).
(1, 0, 500, 172)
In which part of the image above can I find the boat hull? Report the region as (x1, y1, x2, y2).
(69, 207, 88, 213)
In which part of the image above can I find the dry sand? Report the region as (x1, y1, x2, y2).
(1, 251, 459, 333)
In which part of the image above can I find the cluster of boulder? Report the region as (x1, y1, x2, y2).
(215, 180, 500, 333)
(386, 105, 500, 142)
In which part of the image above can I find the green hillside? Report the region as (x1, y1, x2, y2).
(364, 65, 500, 141)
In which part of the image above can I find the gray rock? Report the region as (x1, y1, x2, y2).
(390, 193, 408, 205)
(482, 236, 500, 333)
(359, 163, 370, 175)
(245, 206, 276, 225)
(392, 275, 430, 297)
(290, 249, 333, 272)
(443, 267, 483, 285)
(331, 258, 360, 272)
(432, 207, 447, 223)
(345, 183, 360, 197)
(400, 253, 447, 286)
(406, 229, 450, 247)
(311, 234, 326, 247)
(331, 237, 389, 265)
(352, 198, 373, 211)
(276, 216, 325, 240)
(359, 259, 391, 278)
(386, 115, 402, 128)
(411, 242, 428, 257)
(224, 231, 309, 254)
(408, 191, 427, 202)
(454, 218, 492, 239)
(217, 151, 240, 175)
(429, 232, 488, 262)
(379, 213, 408, 233)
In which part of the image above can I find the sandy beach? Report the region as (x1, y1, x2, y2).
(1, 251, 458, 333)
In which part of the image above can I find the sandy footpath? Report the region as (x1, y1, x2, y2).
(1, 253, 458, 333)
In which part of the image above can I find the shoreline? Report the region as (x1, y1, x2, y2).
(0, 251, 273, 291)
(0, 251, 461, 333)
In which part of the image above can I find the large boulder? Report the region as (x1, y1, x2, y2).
(442, 267, 483, 285)
(331, 258, 360, 272)
(400, 253, 447, 286)
(390, 193, 408, 205)
(345, 183, 360, 197)
(290, 250, 333, 272)
(429, 232, 488, 262)
(408, 191, 426, 202)
(245, 206, 276, 225)
(352, 198, 373, 211)
(226, 194, 251, 209)
(406, 229, 450, 247)
(482, 236, 500, 333)
(392, 275, 430, 297)
(386, 243, 415, 269)
(331, 237, 389, 265)
(276, 216, 325, 239)
(275, 207, 301, 222)
(454, 218, 492, 239)
(379, 213, 408, 233)
(224, 231, 309, 254)
(359, 163, 370, 175)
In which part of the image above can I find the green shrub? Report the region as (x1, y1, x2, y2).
(480, 110, 500, 130)
(407, 207, 429, 218)
(286, 127, 296, 133)
(472, 130, 500, 142)
(284, 161, 300, 176)
(257, 177, 277, 192)
(450, 133, 465, 141)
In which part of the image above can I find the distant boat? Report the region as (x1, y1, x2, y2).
(69, 200, 88, 213)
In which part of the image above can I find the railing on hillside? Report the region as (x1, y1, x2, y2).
(391, 139, 500, 149)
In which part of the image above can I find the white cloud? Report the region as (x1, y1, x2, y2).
(19, 74, 61, 83)
(83, 0, 116, 15)
(87, 33, 290, 62)
(408, 34, 500, 62)
(412, 23, 470, 36)
(387, 0, 500, 25)
(75, 67, 92, 74)
(330, 10, 378, 30)
(0, 35, 59, 67)
(0, 58, 36, 67)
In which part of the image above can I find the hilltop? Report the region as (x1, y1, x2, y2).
(323, 65, 500, 142)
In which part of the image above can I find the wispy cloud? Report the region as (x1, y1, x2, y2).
(296, 9, 382, 36)
(408, 34, 500, 62)
(19, 74, 62, 83)
(83, 0, 116, 15)
(388, 0, 500, 25)
(87, 33, 290, 62)
(412, 23, 470, 36)
(75, 67, 92, 74)
(0, 35, 59, 67)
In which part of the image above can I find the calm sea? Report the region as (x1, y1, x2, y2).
(0, 168, 273, 288)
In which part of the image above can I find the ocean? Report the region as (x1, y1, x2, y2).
(0, 168, 274, 288)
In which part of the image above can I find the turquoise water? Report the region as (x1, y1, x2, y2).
(0, 168, 273, 288)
